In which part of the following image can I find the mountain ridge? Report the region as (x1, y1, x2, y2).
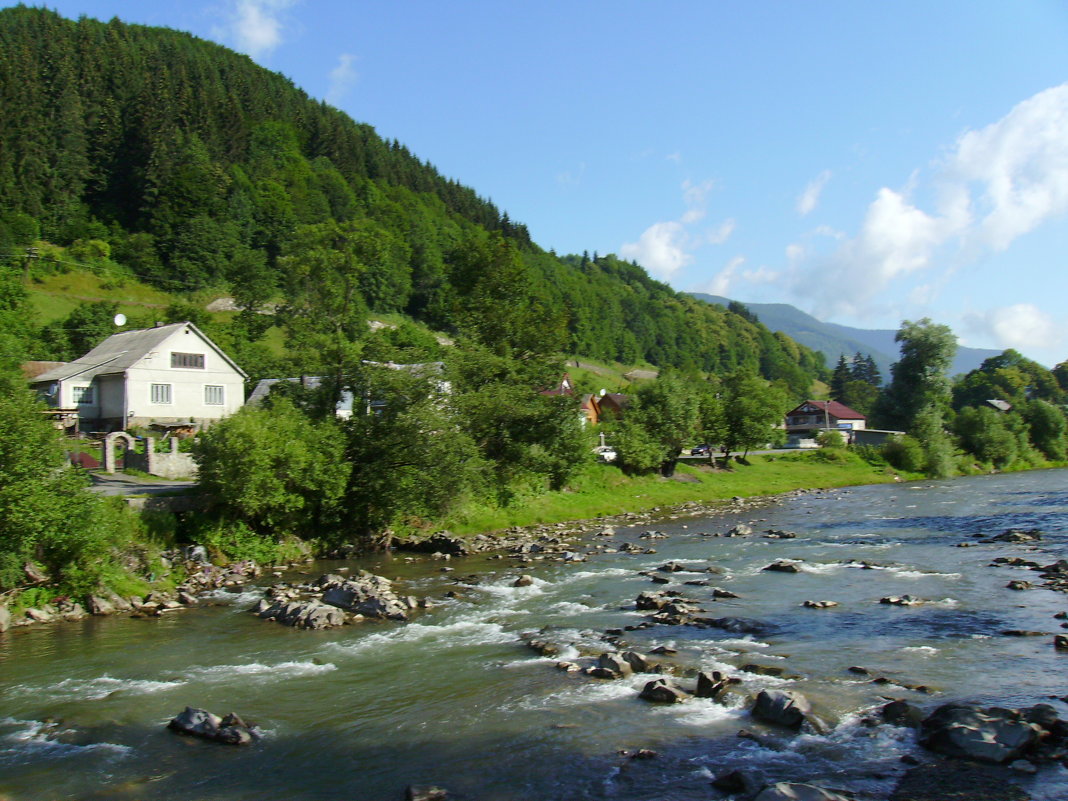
(690, 294, 1002, 378)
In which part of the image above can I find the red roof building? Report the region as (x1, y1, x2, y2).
(785, 400, 867, 442)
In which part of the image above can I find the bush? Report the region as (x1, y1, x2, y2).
(882, 435, 925, 473)
(816, 430, 845, 448)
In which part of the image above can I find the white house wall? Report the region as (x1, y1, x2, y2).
(124, 327, 244, 424)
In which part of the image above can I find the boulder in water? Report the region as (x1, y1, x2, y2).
(919, 704, 1041, 763)
(763, 560, 801, 574)
(751, 689, 812, 730)
(639, 678, 689, 703)
(168, 706, 256, 745)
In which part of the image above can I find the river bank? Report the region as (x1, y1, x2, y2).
(1, 469, 1066, 800)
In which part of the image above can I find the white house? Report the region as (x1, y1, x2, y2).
(31, 321, 246, 431)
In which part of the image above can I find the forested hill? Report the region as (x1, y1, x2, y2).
(0, 6, 826, 392)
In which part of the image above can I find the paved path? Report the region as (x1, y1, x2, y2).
(87, 472, 197, 497)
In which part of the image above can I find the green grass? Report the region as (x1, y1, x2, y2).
(440, 451, 902, 536)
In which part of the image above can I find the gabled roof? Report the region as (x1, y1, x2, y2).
(248, 377, 355, 412)
(787, 400, 866, 420)
(30, 322, 247, 383)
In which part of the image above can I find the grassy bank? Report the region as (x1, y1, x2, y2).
(441, 450, 904, 535)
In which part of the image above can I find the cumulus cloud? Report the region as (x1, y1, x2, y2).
(620, 221, 693, 277)
(213, 0, 297, 58)
(800, 82, 1068, 318)
(950, 84, 1068, 251)
(621, 179, 731, 278)
(963, 304, 1063, 352)
(797, 170, 831, 216)
(326, 53, 359, 105)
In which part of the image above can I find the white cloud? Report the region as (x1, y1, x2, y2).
(707, 218, 736, 244)
(742, 265, 779, 284)
(963, 304, 1063, 352)
(621, 179, 730, 277)
(620, 221, 693, 277)
(950, 84, 1068, 251)
(213, 0, 297, 58)
(796, 170, 831, 216)
(698, 256, 746, 296)
(798, 82, 1068, 318)
(326, 53, 359, 105)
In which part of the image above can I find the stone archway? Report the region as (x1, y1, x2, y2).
(103, 431, 137, 474)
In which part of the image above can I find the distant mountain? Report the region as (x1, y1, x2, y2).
(690, 294, 1002, 379)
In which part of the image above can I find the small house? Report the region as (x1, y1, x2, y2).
(30, 321, 246, 432)
(784, 400, 866, 445)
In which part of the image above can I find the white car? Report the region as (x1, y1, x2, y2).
(593, 445, 618, 463)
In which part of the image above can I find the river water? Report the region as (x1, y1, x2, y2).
(2, 469, 1068, 800)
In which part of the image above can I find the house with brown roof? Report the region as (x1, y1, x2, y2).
(784, 400, 866, 445)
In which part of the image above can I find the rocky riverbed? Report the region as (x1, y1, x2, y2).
(1, 471, 1067, 800)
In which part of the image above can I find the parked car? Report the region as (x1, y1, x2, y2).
(592, 445, 618, 463)
(690, 444, 713, 456)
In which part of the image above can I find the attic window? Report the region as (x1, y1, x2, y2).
(171, 352, 205, 369)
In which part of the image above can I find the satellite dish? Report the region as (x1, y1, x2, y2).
(114, 313, 127, 327)
(599, 388, 607, 396)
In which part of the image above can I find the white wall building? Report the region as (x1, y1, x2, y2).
(31, 321, 246, 431)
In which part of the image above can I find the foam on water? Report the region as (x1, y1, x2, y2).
(902, 646, 939, 656)
(7, 675, 186, 702)
(187, 659, 337, 681)
(0, 718, 132, 765)
(324, 617, 514, 656)
(513, 676, 641, 711)
(548, 601, 601, 616)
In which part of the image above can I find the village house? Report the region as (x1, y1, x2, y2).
(784, 400, 867, 446)
(30, 321, 246, 432)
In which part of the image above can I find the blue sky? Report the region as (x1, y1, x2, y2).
(36, 1, 1068, 367)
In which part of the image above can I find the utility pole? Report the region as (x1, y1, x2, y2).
(23, 246, 38, 283)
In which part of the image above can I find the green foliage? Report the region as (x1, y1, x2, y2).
(874, 318, 957, 432)
(340, 363, 486, 538)
(838, 379, 880, 416)
(611, 372, 701, 475)
(192, 399, 350, 536)
(0, 383, 128, 592)
(954, 406, 1019, 468)
(912, 406, 955, 478)
(816, 429, 845, 448)
(711, 370, 789, 460)
(187, 518, 287, 565)
(1022, 399, 1067, 461)
(952, 349, 1065, 411)
(881, 435, 925, 473)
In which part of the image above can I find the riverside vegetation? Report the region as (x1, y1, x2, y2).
(0, 6, 1066, 620)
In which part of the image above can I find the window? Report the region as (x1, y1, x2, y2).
(72, 385, 94, 404)
(171, 352, 205, 369)
(204, 385, 225, 405)
(151, 383, 172, 404)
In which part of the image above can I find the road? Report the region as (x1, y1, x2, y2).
(87, 472, 198, 497)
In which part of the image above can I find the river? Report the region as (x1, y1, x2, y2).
(2, 469, 1067, 800)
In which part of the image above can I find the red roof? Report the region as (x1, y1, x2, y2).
(787, 400, 866, 420)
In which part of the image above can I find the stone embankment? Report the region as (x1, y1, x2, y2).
(0, 546, 266, 632)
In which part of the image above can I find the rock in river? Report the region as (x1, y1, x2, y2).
(919, 703, 1042, 764)
(751, 689, 813, 730)
(168, 706, 257, 745)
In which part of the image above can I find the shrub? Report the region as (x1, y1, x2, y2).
(882, 435, 925, 473)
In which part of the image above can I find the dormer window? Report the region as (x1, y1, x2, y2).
(171, 352, 205, 369)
